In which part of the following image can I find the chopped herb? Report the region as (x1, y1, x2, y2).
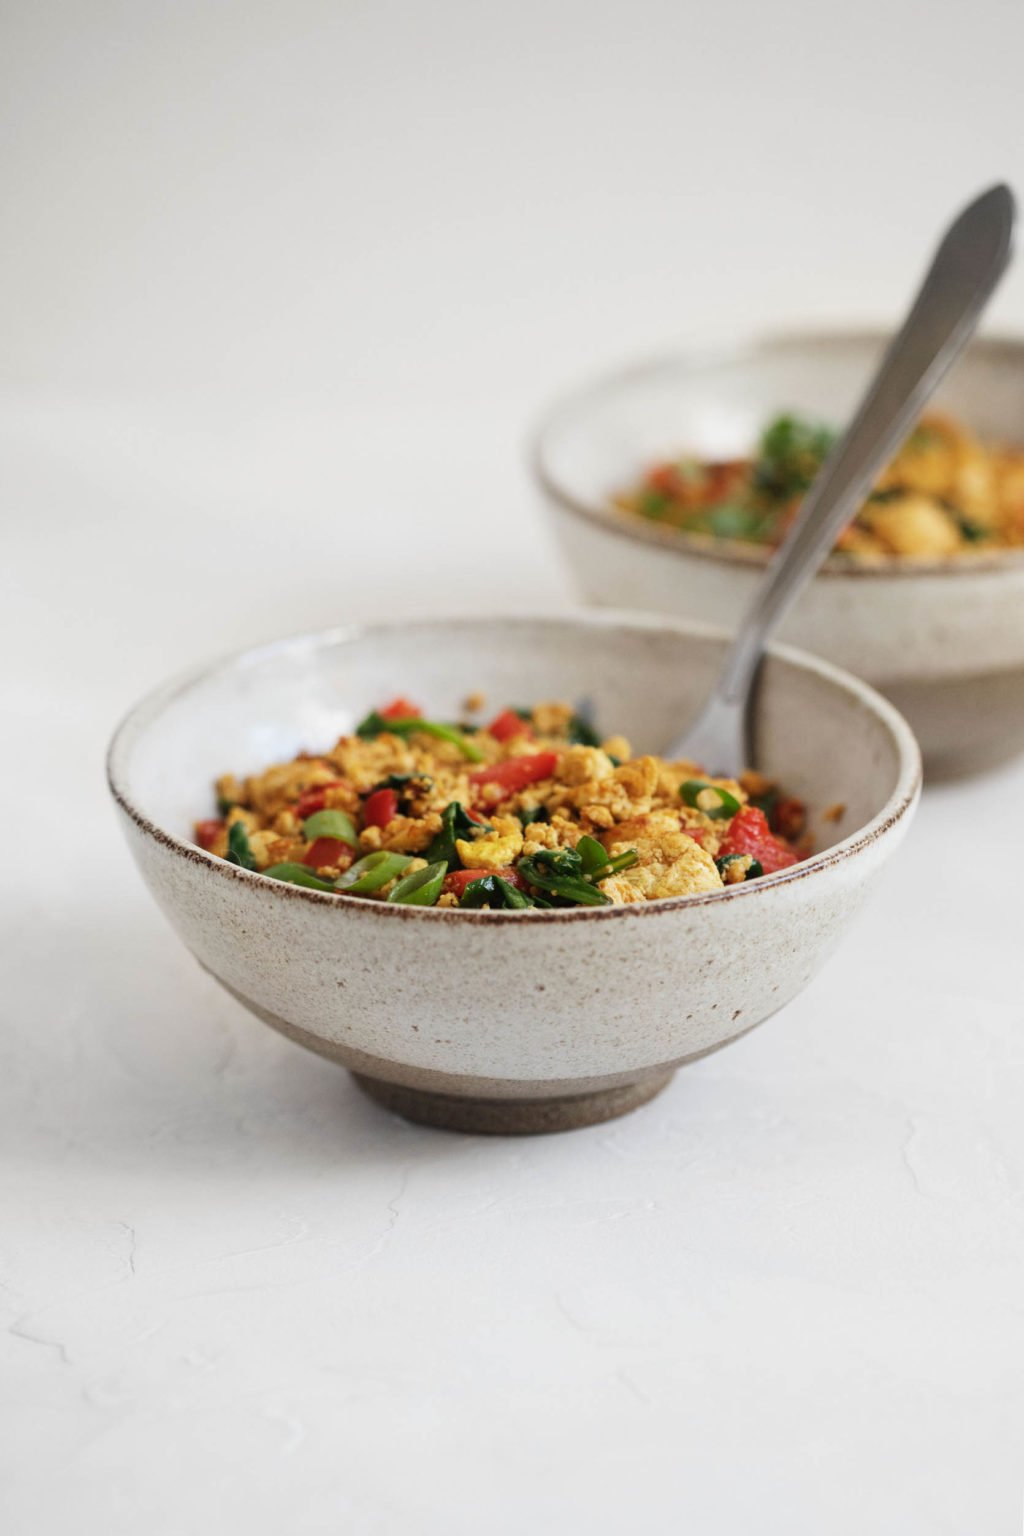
(754, 413, 835, 500)
(226, 821, 257, 870)
(216, 794, 239, 815)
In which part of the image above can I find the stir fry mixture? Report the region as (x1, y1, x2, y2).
(195, 697, 807, 910)
(616, 411, 1024, 559)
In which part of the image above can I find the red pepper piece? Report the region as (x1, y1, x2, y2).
(487, 708, 532, 743)
(443, 866, 525, 897)
(295, 780, 347, 820)
(380, 697, 421, 720)
(468, 752, 558, 797)
(195, 819, 224, 851)
(304, 837, 355, 870)
(717, 806, 798, 874)
(363, 787, 399, 829)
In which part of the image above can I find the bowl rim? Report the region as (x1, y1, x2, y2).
(107, 612, 922, 924)
(531, 326, 1024, 581)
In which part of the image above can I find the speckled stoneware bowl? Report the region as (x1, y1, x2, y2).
(108, 615, 920, 1135)
(535, 331, 1024, 779)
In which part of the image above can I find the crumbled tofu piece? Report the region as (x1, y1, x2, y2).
(862, 494, 962, 557)
(455, 815, 524, 871)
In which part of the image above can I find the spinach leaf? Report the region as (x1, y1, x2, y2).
(424, 802, 492, 870)
(754, 413, 835, 500)
(459, 876, 534, 910)
(226, 821, 257, 870)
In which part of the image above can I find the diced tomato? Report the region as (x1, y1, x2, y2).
(295, 780, 347, 820)
(195, 819, 224, 851)
(443, 866, 525, 897)
(717, 806, 798, 874)
(682, 823, 704, 846)
(773, 795, 807, 840)
(363, 787, 399, 829)
(468, 752, 559, 798)
(649, 463, 682, 497)
(380, 697, 421, 720)
(488, 708, 532, 743)
(304, 838, 355, 870)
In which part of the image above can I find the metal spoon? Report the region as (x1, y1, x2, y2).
(666, 182, 1016, 773)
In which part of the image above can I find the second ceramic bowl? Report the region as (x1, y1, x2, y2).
(535, 330, 1024, 778)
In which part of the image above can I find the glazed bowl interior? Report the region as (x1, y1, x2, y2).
(536, 331, 1024, 567)
(113, 615, 916, 887)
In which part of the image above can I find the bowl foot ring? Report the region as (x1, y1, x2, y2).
(351, 1068, 676, 1135)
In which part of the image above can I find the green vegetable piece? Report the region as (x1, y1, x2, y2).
(354, 711, 484, 762)
(715, 854, 764, 882)
(601, 848, 640, 877)
(335, 851, 414, 894)
(226, 821, 257, 870)
(680, 778, 741, 820)
(754, 413, 835, 500)
(371, 773, 434, 793)
(388, 861, 447, 906)
(262, 862, 336, 890)
(749, 786, 780, 826)
(517, 805, 549, 827)
(217, 794, 238, 815)
(575, 835, 609, 876)
(638, 490, 670, 519)
(706, 502, 772, 542)
(424, 801, 492, 869)
(957, 514, 989, 543)
(301, 808, 359, 846)
(518, 852, 610, 906)
(530, 846, 583, 877)
(566, 711, 601, 747)
(459, 875, 534, 910)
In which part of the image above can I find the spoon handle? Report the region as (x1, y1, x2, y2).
(669, 183, 1015, 769)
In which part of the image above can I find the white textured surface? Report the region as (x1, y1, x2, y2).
(3, 2, 1024, 1530)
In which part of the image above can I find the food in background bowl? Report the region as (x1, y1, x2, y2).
(196, 695, 807, 910)
(107, 616, 919, 1134)
(615, 411, 1024, 559)
(535, 332, 1024, 778)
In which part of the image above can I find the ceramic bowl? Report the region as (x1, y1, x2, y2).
(107, 615, 920, 1135)
(535, 331, 1024, 779)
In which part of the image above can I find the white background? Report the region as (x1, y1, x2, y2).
(3, 2, 1024, 1531)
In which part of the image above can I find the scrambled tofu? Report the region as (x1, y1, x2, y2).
(617, 410, 1024, 560)
(194, 697, 805, 910)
